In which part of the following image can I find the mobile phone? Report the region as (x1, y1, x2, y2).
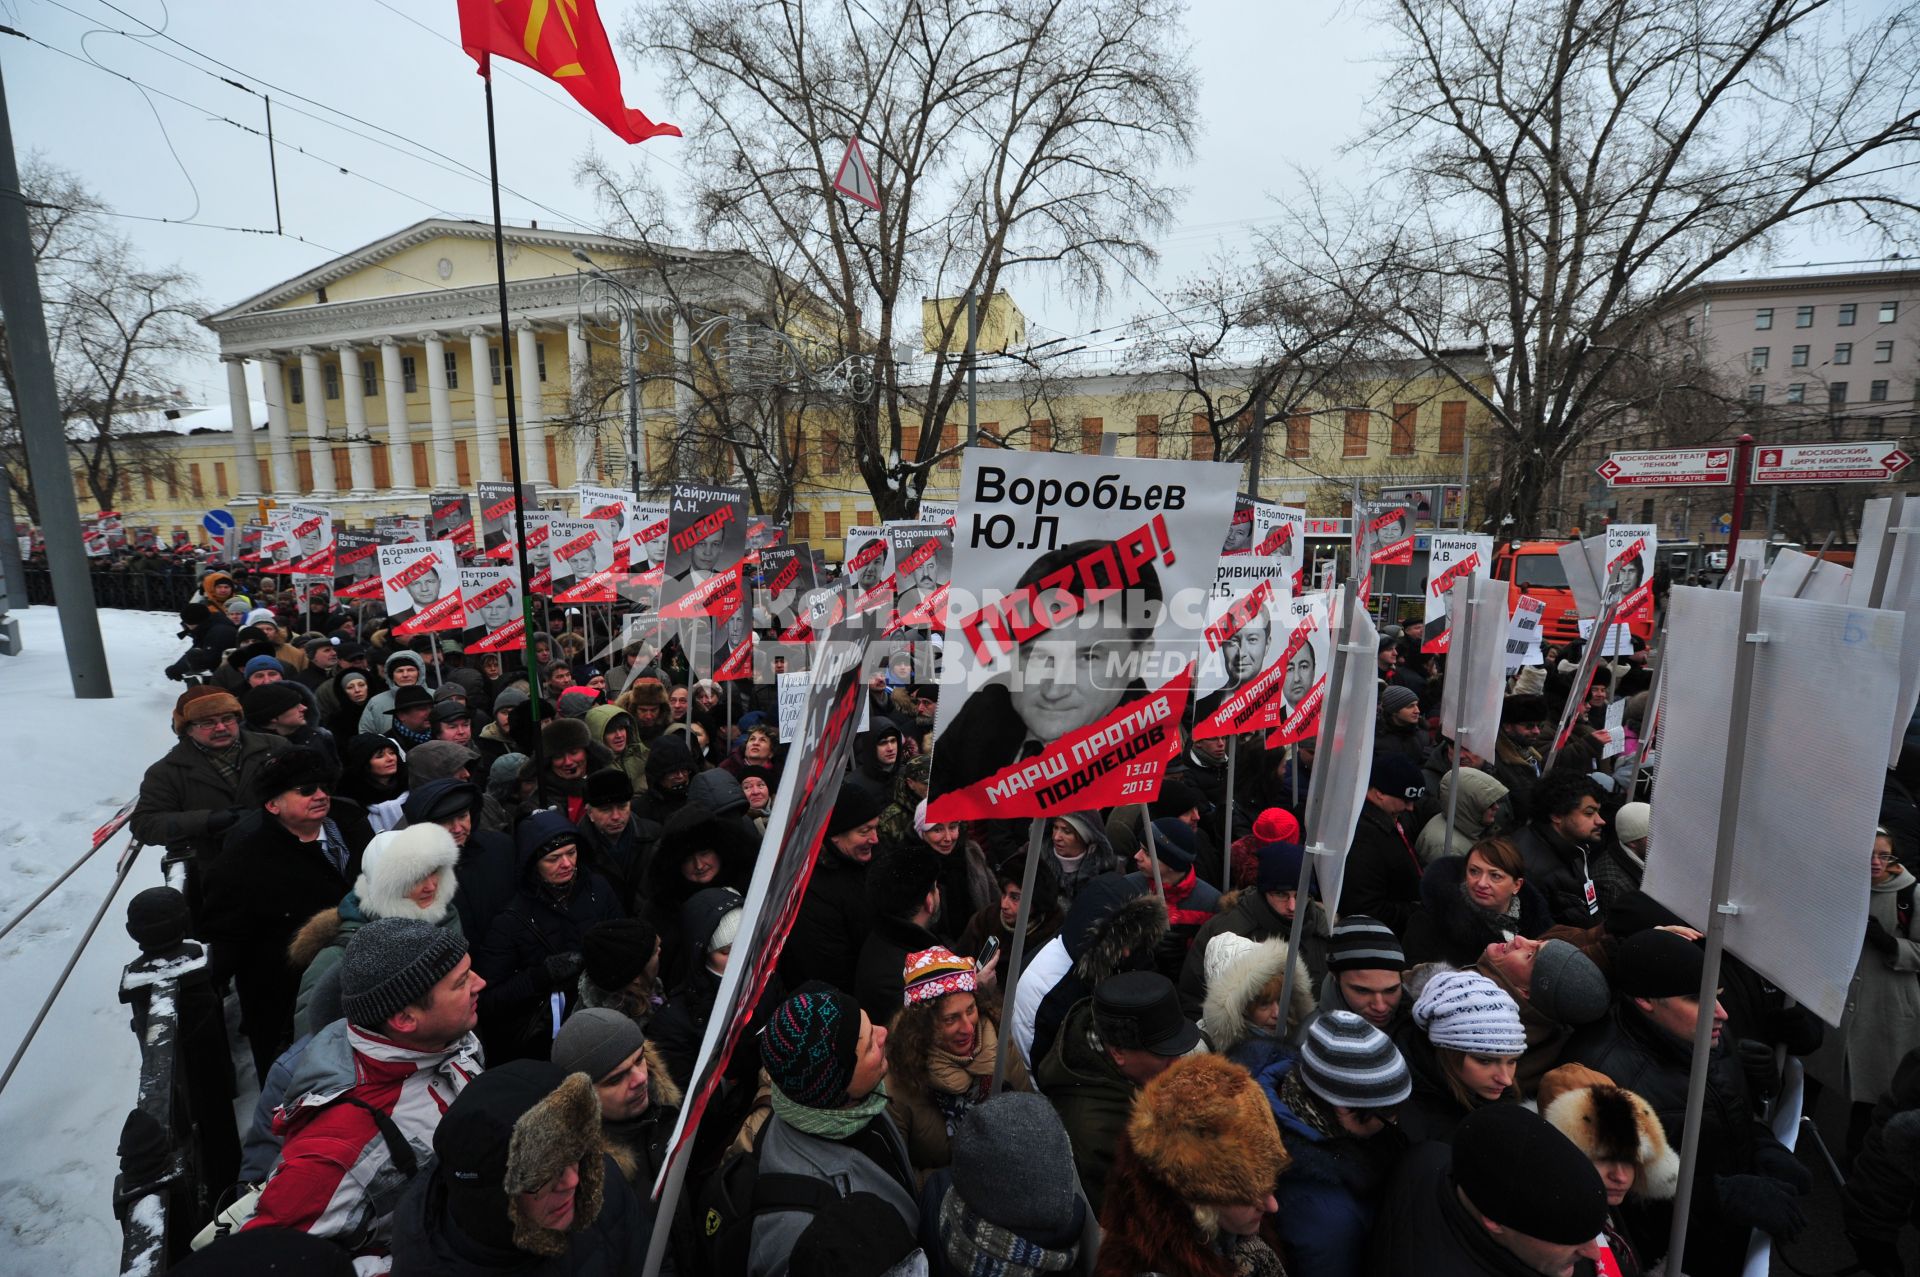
(976, 936, 1001, 968)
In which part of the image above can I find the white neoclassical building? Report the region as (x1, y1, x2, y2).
(200, 217, 776, 521)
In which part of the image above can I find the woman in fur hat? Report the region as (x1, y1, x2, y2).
(288, 823, 463, 1036)
(885, 948, 1032, 1180)
(1095, 1053, 1289, 1277)
(1198, 934, 1315, 1072)
(1538, 1063, 1679, 1277)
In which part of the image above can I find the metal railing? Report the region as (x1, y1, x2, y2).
(23, 566, 207, 611)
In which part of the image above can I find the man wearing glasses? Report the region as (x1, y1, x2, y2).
(200, 747, 374, 1081)
(133, 686, 291, 870)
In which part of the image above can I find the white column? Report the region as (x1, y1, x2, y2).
(222, 355, 260, 500)
(516, 321, 550, 486)
(297, 347, 337, 493)
(567, 319, 594, 485)
(673, 313, 693, 428)
(379, 339, 417, 491)
(466, 327, 502, 481)
(258, 352, 298, 496)
(335, 343, 376, 495)
(422, 331, 457, 490)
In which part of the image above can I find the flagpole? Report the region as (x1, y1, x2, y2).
(483, 70, 546, 748)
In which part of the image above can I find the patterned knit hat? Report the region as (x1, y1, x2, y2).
(1298, 1010, 1412, 1109)
(761, 982, 862, 1109)
(1412, 969, 1525, 1055)
(1326, 914, 1406, 973)
(902, 947, 976, 1008)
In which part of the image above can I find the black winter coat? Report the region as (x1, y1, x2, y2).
(1368, 1141, 1599, 1277)
(776, 845, 872, 994)
(476, 845, 626, 1064)
(854, 915, 939, 1025)
(389, 1152, 653, 1276)
(131, 730, 288, 865)
(1513, 822, 1603, 927)
(1338, 804, 1424, 934)
(201, 805, 368, 1071)
(454, 827, 520, 944)
(1401, 853, 1553, 968)
(1564, 1003, 1758, 1276)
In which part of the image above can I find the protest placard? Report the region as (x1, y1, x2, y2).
(1423, 533, 1492, 654)
(378, 540, 463, 637)
(478, 481, 535, 561)
(1606, 522, 1657, 622)
(459, 564, 525, 652)
(925, 449, 1238, 821)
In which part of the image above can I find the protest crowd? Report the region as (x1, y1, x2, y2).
(114, 469, 1920, 1277)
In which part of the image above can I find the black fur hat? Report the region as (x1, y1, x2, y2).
(251, 747, 339, 806)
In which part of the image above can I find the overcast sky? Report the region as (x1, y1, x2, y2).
(3, 0, 1887, 411)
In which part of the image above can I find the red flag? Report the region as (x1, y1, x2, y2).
(457, 0, 679, 143)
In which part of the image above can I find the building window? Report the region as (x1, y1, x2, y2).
(362, 360, 379, 397)
(1391, 403, 1417, 456)
(1792, 345, 1809, 367)
(1871, 380, 1889, 402)
(1749, 347, 1769, 372)
(1286, 413, 1310, 457)
(1839, 303, 1857, 326)
(1343, 409, 1369, 458)
(1747, 384, 1766, 404)
(824, 509, 842, 540)
(1135, 414, 1160, 458)
(489, 347, 502, 386)
(1190, 415, 1215, 461)
(536, 341, 548, 381)
(1830, 382, 1849, 406)
(444, 350, 460, 390)
(1787, 383, 1806, 404)
(1755, 308, 1773, 330)
(1439, 401, 1466, 455)
(213, 463, 226, 496)
(1876, 341, 1894, 363)
(1030, 419, 1053, 451)
(1079, 416, 1104, 453)
(1880, 301, 1900, 323)
(401, 356, 418, 393)
(792, 511, 810, 541)
(324, 364, 340, 400)
(1835, 343, 1852, 365)
(1685, 316, 1696, 337)
(1796, 306, 1815, 328)
(288, 367, 304, 404)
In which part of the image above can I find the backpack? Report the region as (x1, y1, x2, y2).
(687, 1126, 841, 1277)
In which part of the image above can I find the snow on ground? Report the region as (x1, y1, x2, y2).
(0, 607, 192, 1273)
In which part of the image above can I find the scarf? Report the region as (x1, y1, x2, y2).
(770, 1081, 892, 1139)
(192, 737, 243, 787)
(1276, 1066, 1343, 1142)
(926, 1020, 998, 1134)
(937, 1187, 1078, 1277)
(391, 719, 432, 748)
(1217, 1232, 1286, 1277)
(1456, 881, 1523, 938)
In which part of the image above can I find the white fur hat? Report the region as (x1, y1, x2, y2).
(355, 824, 460, 925)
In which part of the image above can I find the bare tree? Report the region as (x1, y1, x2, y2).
(0, 160, 203, 520)
(1273, 0, 1920, 535)
(617, 0, 1198, 518)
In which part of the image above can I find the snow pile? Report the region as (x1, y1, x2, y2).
(0, 608, 192, 1270)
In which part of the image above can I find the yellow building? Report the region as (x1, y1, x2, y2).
(84, 221, 1497, 553)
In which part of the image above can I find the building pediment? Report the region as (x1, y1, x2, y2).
(202, 218, 735, 328)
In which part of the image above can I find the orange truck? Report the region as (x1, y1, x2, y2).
(1491, 539, 1657, 648)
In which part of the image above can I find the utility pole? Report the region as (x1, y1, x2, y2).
(0, 60, 111, 694)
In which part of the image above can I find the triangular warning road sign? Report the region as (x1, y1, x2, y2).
(833, 137, 881, 210)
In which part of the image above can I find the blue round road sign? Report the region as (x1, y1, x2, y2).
(202, 508, 237, 535)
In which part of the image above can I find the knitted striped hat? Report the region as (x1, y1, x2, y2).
(1412, 969, 1526, 1055)
(1326, 914, 1406, 973)
(1298, 1010, 1412, 1109)
(902, 947, 976, 1008)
